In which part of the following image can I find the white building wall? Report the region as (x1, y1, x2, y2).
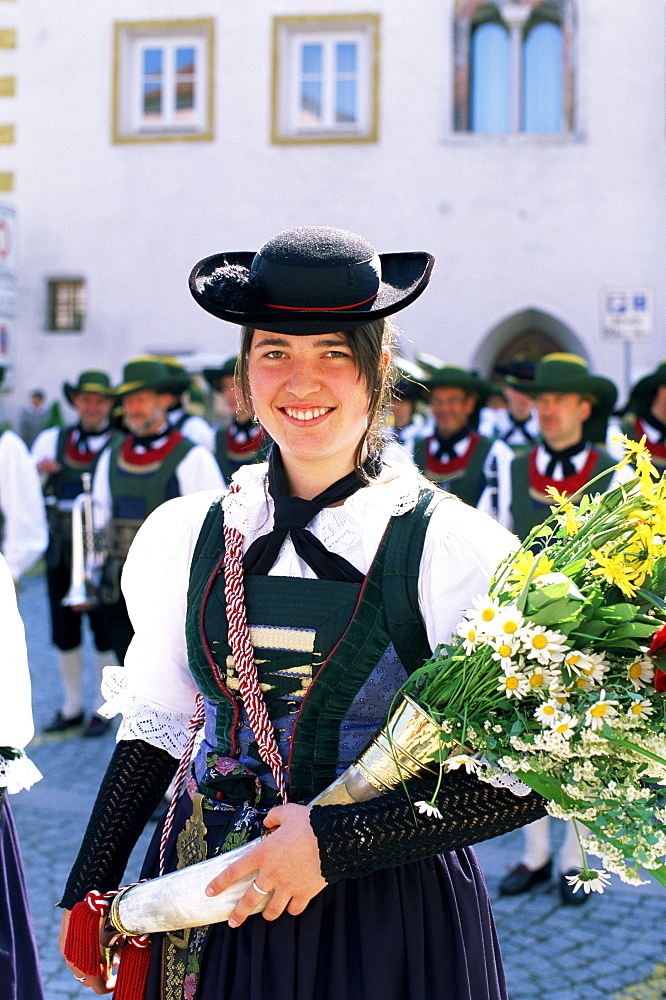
(3, 0, 665, 423)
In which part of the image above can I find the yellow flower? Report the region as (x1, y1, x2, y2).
(616, 434, 657, 483)
(507, 551, 554, 593)
(591, 548, 640, 598)
(545, 486, 582, 535)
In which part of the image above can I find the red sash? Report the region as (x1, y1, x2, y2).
(119, 430, 185, 468)
(528, 447, 600, 502)
(425, 432, 480, 478)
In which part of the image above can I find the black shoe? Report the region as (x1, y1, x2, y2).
(499, 859, 552, 896)
(559, 869, 589, 906)
(43, 710, 84, 734)
(83, 714, 111, 738)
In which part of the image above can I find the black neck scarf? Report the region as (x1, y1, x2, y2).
(503, 416, 536, 444)
(130, 425, 171, 449)
(243, 446, 382, 583)
(543, 437, 587, 478)
(433, 424, 471, 462)
(643, 411, 666, 445)
(76, 422, 111, 451)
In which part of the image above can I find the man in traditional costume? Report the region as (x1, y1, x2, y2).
(160, 357, 215, 451)
(507, 353, 623, 540)
(91, 358, 224, 665)
(32, 370, 121, 736)
(204, 357, 272, 482)
(59, 228, 547, 1000)
(413, 366, 514, 527)
(501, 352, 627, 903)
(487, 360, 540, 452)
(620, 359, 666, 474)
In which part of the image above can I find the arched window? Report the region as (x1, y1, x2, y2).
(522, 20, 563, 131)
(454, 0, 574, 134)
(470, 21, 510, 132)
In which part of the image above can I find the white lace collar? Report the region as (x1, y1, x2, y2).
(222, 462, 422, 554)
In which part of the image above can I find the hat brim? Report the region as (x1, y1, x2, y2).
(628, 371, 666, 417)
(528, 374, 617, 412)
(64, 381, 115, 405)
(189, 251, 435, 334)
(115, 379, 174, 398)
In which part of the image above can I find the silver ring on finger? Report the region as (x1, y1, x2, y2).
(251, 879, 271, 896)
(76, 976, 87, 982)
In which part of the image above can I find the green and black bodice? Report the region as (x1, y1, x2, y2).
(185, 487, 444, 806)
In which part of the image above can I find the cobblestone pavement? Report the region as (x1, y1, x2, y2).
(10, 572, 666, 999)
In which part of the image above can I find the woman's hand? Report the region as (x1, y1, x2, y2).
(205, 803, 326, 928)
(58, 908, 113, 994)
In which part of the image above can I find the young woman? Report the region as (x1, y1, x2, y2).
(58, 227, 545, 999)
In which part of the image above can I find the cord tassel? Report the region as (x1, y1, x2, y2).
(63, 893, 109, 976)
(114, 936, 151, 1000)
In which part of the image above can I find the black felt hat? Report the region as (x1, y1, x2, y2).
(497, 360, 537, 388)
(189, 227, 435, 335)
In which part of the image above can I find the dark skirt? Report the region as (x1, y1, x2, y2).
(140, 795, 507, 1000)
(0, 799, 45, 1000)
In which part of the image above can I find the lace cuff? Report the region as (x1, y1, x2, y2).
(309, 768, 547, 884)
(0, 750, 42, 794)
(100, 666, 193, 759)
(60, 739, 177, 909)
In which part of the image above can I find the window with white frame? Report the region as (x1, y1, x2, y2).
(454, 1, 574, 135)
(272, 15, 380, 144)
(113, 20, 214, 143)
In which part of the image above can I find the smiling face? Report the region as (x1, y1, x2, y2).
(72, 391, 114, 433)
(429, 386, 476, 438)
(247, 330, 379, 496)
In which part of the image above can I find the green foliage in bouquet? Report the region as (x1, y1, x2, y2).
(405, 436, 666, 890)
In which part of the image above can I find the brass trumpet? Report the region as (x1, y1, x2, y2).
(62, 473, 105, 611)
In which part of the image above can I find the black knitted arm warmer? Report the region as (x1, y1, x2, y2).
(59, 739, 178, 909)
(309, 768, 547, 883)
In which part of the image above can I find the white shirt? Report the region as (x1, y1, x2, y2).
(0, 429, 48, 580)
(92, 437, 225, 530)
(102, 463, 518, 759)
(0, 554, 41, 791)
(168, 408, 215, 451)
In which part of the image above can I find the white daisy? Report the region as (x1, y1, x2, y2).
(584, 689, 619, 730)
(443, 753, 479, 774)
(564, 869, 612, 894)
(497, 670, 530, 700)
(470, 594, 503, 629)
(414, 800, 443, 820)
(551, 713, 578, 738)
(626, 699, 654, 722)
(575, 651, 609, 684)
(627, 657, 654, 691)
(489, 635, 522, 669)
(456, 619, 479, 654)
(525, 665, 553, 693)
(520, 625, 568, 665)
(494, 606, 526, 639)
(534, 700, 561, 726)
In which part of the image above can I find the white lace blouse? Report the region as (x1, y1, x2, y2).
(103, 464, 518, 759)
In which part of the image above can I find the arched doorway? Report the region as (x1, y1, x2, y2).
(471, 307, 586, 378)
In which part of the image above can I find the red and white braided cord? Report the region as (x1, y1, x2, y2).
(224, 484, 288, 804)
(84, 889, 149, 948)
(158, 692, 206, 876)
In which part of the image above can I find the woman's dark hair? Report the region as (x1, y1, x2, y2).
(236, 319, 396, 473)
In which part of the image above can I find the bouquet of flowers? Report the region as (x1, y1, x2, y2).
(405, 435, 666, 893)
